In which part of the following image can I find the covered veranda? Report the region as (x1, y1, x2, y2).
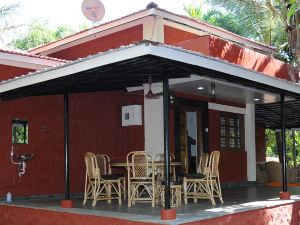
(1, 41, 300, 224)
(1, 185, 300, 224)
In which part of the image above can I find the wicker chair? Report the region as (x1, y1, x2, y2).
(159, 181, 182, 207)
(155, 153, 176, 181)
(95, 154, 126, 199)
(155, 153, 182, 207)
(197, 153, 209, 174)
(183, 151, 223, 205)
(83, 152, 122, 206)
(127, 151, 155, 207)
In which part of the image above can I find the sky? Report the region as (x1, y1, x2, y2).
(4, 0, 199, 28)
(0, 0, 201, 46)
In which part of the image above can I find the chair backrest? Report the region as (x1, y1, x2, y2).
(95, 154, 111, 175)
(84, 152, 100, 179)
(207, 151, 220, 177)
(197, 153, 209, 174)
(155, 153, 175, 161)
(130, 151, 153, 178)
(126, 151, 147, 176)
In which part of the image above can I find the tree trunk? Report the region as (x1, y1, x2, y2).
(295, 9, 300, 58)
(292, 130, 297, 168)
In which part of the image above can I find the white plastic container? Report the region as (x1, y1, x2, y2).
(6, 192, 12, 202)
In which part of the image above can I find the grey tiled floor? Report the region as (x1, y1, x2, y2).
(2, 185, 300, 225)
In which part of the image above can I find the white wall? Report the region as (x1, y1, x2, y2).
(245, 103, 256, 181)
(144, 84, 164, 156)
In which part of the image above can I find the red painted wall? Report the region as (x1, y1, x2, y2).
(185, 201, 300, 225)
(1, 200, 300, 225)
(164, 26, 199, 45)
(69, 91, 144, 193)
(0, 205, 157, 225)
(171, 92, 247, 183)
(0, 65, 34, 81)
(49, 25, 143, 60)
(209, 36, 292, 81)
(209, 109, 247, 183)
(173, 36, 210, 55)
(256, 125, 266, 162)
(0, 91, 144, 197)
(164, 25, 292, 81)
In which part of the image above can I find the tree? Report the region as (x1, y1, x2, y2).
(184, 3, 246, 36)
(0, 3, 21, 44)
(185, 0, 290, 61)
(266, 129, 300, 167)
(9, 21, 77, 50)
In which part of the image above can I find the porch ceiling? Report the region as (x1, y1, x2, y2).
(255, 100, 300, 129)
(0, 42, 300, 129)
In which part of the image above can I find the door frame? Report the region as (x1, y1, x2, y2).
(172, 97, 208, 173)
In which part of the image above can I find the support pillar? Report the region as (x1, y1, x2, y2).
(161, 65, 176, 220)
(61, 93, 74, 208)
(280, 93, 290, 200)
(245, 103, 256, 181)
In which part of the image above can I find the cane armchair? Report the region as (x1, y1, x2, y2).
(155, 152, 176, 181)
(197, 153, 209, 174)
(127, 151, 156, 207)
(83, 152, 122, 206)
(183, 151, 222, 205)
(96, 154, 126, 199)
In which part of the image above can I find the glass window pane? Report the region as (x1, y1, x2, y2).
(221, 138, 227, 148)
(229, 117, 235, 126)
(229, 127, 236, 137)
(220, 116, 226, 126)
(221, 127, 226, 136)
(237, 140, 240, 148)
(237, 129, 240, 137)
(12, 119, 28, 144)
(229, 138, 236, 148)
(236, 118, 240, 127)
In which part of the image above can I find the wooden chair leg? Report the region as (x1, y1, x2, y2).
(118, 180, 122, 205)
(128, 183, 132, 207)
(208, 180, 216, 205)
(151, 183, 155, 207)
(183, 177, 188, 204)
(92, 183, 98, 207)
(122, 178, 126, 200)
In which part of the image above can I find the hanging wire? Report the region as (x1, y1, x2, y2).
(211, 81, 216, 100)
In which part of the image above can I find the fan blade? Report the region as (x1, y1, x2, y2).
(145, 89, 163, 99)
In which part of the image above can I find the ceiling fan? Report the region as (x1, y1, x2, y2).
(145, 76, 163, 99)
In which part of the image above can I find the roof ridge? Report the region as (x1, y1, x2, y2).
(28, 7, 275, 54)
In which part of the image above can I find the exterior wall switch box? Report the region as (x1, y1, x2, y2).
(122, 105, 142, 126)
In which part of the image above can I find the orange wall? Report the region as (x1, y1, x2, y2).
(209, 109, 247, 183)
(256, 125, 266, 162)
(164, 26, 199, 45)
(173, 36, 210, 55)
(164, 25, 292, 81)
(208, 36, 291, 81)
(0, 91, 144, 197)
(0, 205, 157, 225)
(0, 65, 34, 81)
(50, 25, 143, 60)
